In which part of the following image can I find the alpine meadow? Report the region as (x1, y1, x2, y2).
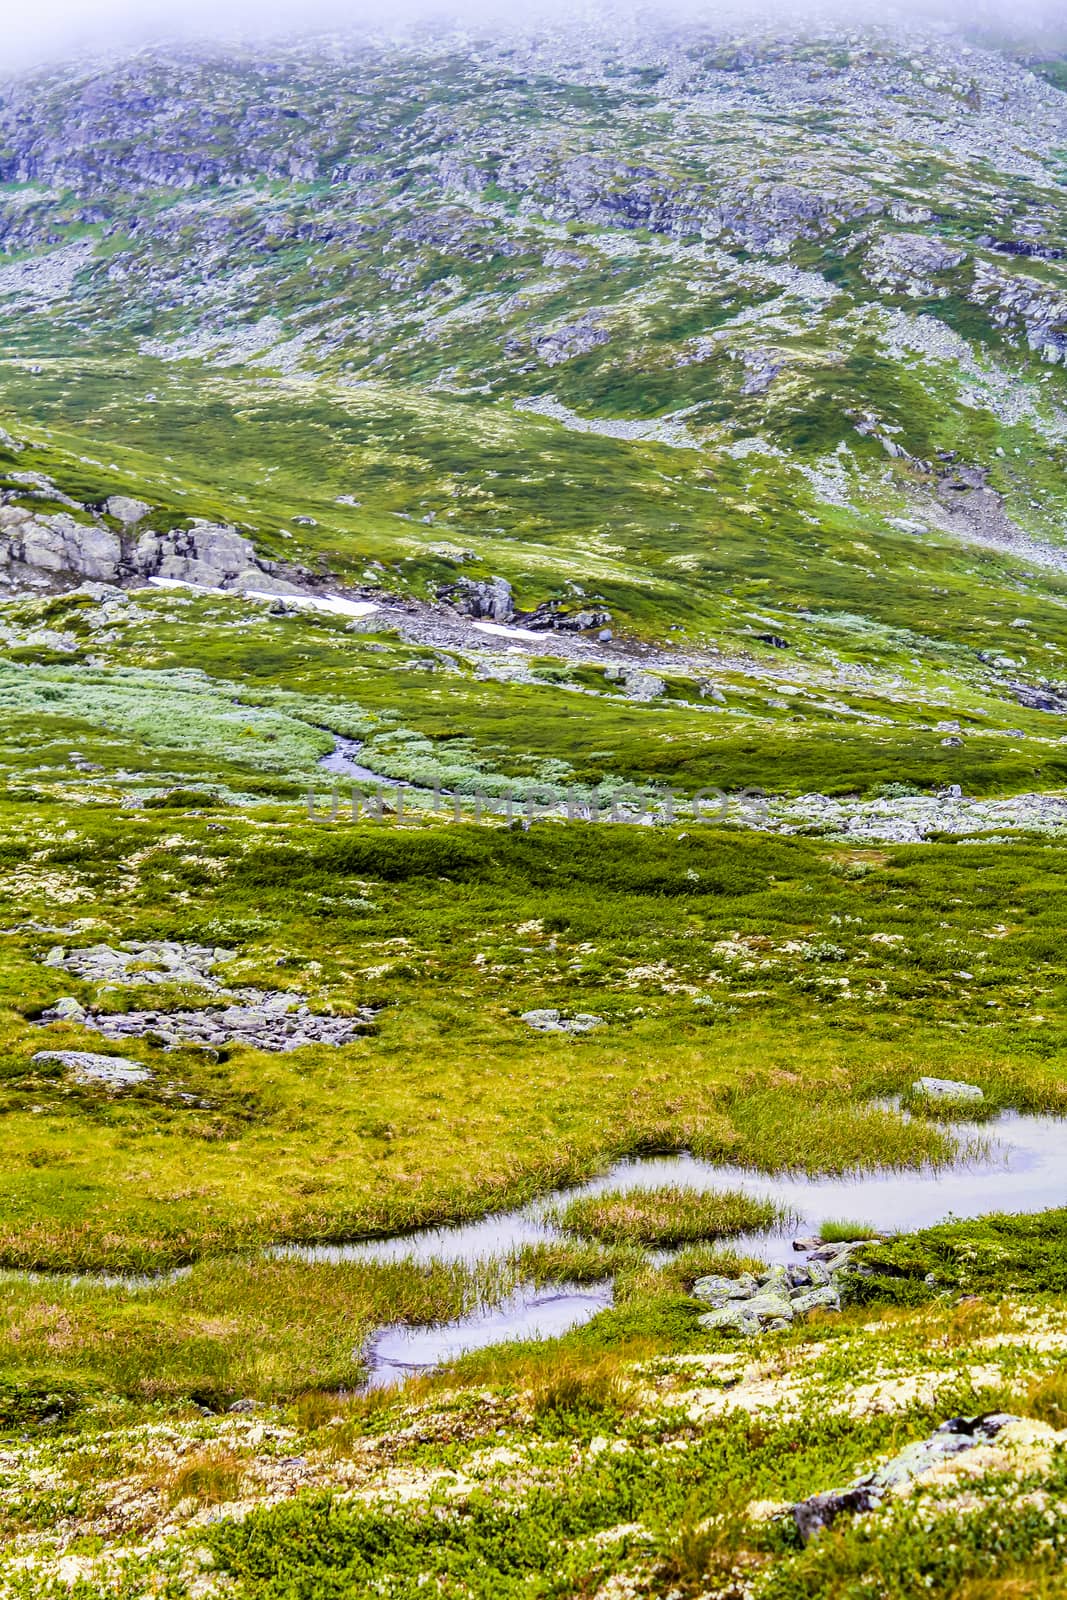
(0, 3, 1066, 1595)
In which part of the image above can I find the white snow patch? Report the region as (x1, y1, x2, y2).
(244, 590, 380, 618)
(472, 620, 549, 641)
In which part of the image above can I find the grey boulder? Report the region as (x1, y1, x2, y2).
(792, 1414, 1019, 1543)
(692, 1272, 760, 1305)
(32, 1050, 151, 1089)
(912, 1076, 983, 1103)
(106, 495, 150, 526)
(520, 1009, 604, 1035)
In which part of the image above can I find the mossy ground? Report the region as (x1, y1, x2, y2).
(1, 1211, 1066, 1599)
(0, 639, 1064, 1594)
(1, 28, 1066, 1593)
(1, 804, 1064, 1275)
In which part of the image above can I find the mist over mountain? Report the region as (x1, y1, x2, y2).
(1, 0, 1067, 1579)
(3, 0, 1066, 72)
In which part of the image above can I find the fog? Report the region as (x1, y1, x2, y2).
(3, 0, 1064, 72)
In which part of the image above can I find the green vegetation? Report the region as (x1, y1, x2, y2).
(0, 22, 1065, 1596)
(3, 804, 1066, 1275)
(844, 1208, 1067, 1303)
(818, 1219, 879, 1243)
(556, 1185, 785, 1245)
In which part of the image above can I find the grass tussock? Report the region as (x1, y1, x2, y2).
(555, 1185, 785, 1246)
(507, 1238, 643, 1285)
(527, 1355, 635, 1436)
(1021, 1369, 1067, 1431)
(165, 1448, 246, 1508)
(819, 1219, 880, 1243)
(654, 1498, 759, 1599)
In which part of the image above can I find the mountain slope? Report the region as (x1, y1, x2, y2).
(0, 14, 1065, 811)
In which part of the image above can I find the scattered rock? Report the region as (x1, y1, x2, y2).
(792, 1414, 1020, 1542)
(695, 1243, 874, 1335)
(46, 1000, 376, 1054)
(32, 1050, 151, 1088)
(691, 1272, 760, 1301)
(787, 1285, 842, 1316)
(37, 941, 377, 1052)
(43, 941, 234, 990)
(520, 1009, 605, 1034)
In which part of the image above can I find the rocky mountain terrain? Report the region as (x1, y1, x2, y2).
(0, 16, 1067, 1599)
(0, 11, 1065, 826)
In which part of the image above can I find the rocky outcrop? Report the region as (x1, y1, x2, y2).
(0, 509, 123, 583)
(436, 575, 514, 623)
(531, 317, 611, 366)
(693, 1239, 872, 1334)
(731, 347, 785, 396)
(791, 1414, 1021, 1542)
(0, 498, 300, 595)
(865, 232, 967, 295)
(969, 260, 1067, 363)
(132, 521, 286, 592)
(1010, 680, 1067, 714)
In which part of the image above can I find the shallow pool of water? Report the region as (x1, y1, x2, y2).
(282, 1112, 1065, 1274)
(274, 1111, 1067, 1385)
(365, 1282, 614, 1389)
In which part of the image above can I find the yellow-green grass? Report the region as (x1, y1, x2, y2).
(555, 1185, 785, 1246)
(0, 804, 1063, 1275)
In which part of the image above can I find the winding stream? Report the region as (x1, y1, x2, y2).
(318, 735, 401, 788)
(277, 1110, 1066, 1386)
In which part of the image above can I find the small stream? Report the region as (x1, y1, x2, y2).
(276, 1111, 1066, 1386)
(318, 735, 400, 788)
(367, 1284, 615, 1388)
(7, 1113, 1063, 1388)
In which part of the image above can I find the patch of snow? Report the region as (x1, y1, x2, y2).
(472, 620, 552, 641)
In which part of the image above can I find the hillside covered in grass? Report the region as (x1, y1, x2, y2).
(0, 7, 1066, 1598)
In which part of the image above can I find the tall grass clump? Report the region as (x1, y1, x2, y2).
(555, 1186, 785, 1247)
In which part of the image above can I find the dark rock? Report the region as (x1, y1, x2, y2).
(792, 1414, 1020, 1543)
(437, 575, 513, 623)
(1010, 682, 1067, 714)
